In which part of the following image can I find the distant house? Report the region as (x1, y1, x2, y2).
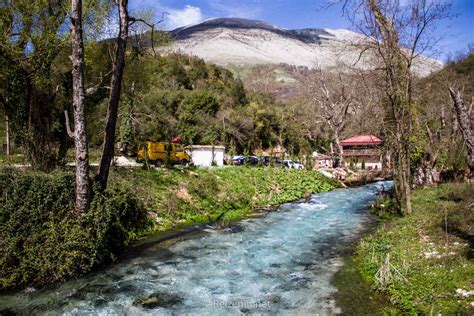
(340, 135, 383, 170)
(186, 145, 225, 167)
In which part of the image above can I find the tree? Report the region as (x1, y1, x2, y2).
(0, 0, 69, 170)
(300, 67, 357, 167)
(0, 0, 111, 170)
(118, 83, 136, 155)
(412, 49, 473, 184)
(340, 0, 451, 214)
(97, 0, 130, 190)
(97, 1, 164, 190)
(448, 88, 474, 176)
(67, 0, 89, 215)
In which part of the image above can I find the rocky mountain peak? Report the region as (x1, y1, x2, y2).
(164, 17, 442, 77)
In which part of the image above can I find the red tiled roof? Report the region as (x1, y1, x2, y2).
(340, 135, 383, 146)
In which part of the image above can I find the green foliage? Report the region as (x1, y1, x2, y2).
(349, 160, 355, 171)
(187, 172, 219, 200)
(355, 183, 474, 314)
(0, 169, 148, 290)
(230, 78, 247, 106)
(0, 0, 111, 170)
(110, 167, 339, 232)
(370, 196, 401, 219)
(119, 96, 136, 153)
(81, 52, 310, 155)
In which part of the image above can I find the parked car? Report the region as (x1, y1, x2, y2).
(283, 159, 304, 169)
(262, 156, 283, 167)
(293, 161, 305, 169)
(232, 155, 245, 166)
(246, 156, 260, 166)
(283, 159, 294, 169)
(232, 155, 260, 166)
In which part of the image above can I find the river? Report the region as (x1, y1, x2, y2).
(0, 181, 392, 315)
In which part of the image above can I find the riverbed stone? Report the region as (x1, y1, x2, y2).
(133, 292, 182, 309)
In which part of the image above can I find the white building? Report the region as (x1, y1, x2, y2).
(186, 145, 225, 167)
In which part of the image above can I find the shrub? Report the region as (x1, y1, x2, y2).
(187, 172, 220, 200)
(0, 169, 148, 290)
(349, 160, 355, 171)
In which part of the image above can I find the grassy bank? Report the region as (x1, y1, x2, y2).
(109, 167, 340, 234)
(355, 183, 474, 314)
(0, 166, 338, 290)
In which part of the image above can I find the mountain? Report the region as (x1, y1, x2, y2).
(165, 18, 442, 77)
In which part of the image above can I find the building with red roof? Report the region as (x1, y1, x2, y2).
(340, 135, 384, 170)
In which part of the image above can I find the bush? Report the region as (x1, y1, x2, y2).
(0, 169, 148, 290)
(349, 160, 355, 171)
(187, 172, 219, 200)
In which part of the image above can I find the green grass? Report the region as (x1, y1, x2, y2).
(0, 154, 26, 165)
(355, 183, 474, 314)
(108, 167, 340, 235)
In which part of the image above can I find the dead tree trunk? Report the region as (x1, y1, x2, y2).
(97, 0, 129, 190)
(70, 0, 89, 215)
(449, 88, 474, 175)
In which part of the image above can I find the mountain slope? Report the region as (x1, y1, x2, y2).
(165, 18, 442, 77)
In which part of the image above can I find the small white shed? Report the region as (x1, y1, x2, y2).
(186, 145, 225, 167)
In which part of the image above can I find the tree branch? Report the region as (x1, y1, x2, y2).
(128, 12, 168, 56)
(64, 111, 74, 139)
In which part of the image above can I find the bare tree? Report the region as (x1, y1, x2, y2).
(297, 67, 358, 167)
(448, 88, 474, 176)
(68, 0, 89, 215)
(339, 0, 451, 214)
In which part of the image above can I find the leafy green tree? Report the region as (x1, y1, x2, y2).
(0, 0, 110, 170)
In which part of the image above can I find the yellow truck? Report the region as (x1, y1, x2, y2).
(136, 142, 191, 167)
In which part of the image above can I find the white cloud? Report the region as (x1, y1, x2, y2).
(167, 5, 204, 29)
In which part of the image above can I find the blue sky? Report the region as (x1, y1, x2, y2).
(130, 0, 474, 60)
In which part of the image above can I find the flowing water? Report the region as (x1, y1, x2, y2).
(0, 181, 392, 315)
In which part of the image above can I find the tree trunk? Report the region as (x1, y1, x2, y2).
(70, 0, 90, 215)
(5, 115, 10, 156)
(333, 132, 343, 168)
(449, 88, 474, 176)
(367, 0, 413, 215)
(97, 0, 129, 190)
(415, 153, 439, 187)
